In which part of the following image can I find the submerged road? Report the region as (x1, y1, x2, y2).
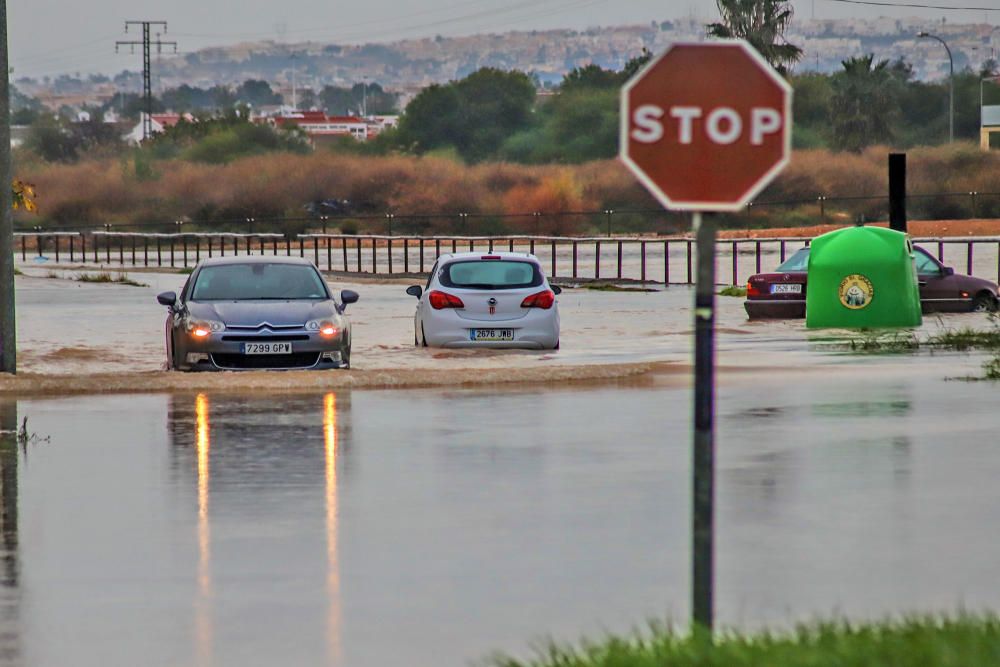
(3, 361, 1000, 666)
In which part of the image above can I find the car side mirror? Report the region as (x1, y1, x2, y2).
(340, 290, 359, 307)
(551, 285, 562, 295)
(943, 266, 954, 276)
(406, 285, 423, 298)
(156, 291, 177, 308)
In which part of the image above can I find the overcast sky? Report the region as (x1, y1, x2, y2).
(8, 0, 996, 79)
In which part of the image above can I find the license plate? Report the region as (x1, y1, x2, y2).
(469, 329, 514, 342)
(771, 284, 802, 294)
(242, 342, 292, 354)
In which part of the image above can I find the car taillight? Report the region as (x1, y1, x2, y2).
(521, 290, 555, 309)
(746, 281, 762, 298)
(428, 290, 465, 309)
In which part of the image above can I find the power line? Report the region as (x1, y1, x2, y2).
(115, 21, 177, 141)
(823, 0, 999, 11)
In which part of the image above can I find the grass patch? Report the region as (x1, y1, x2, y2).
(583, 284, 658, 293)
(718, 285, 747, 297)
(13, 267, 22, 276)
(488, 614, 1000, 667)
(846, 331, 921, 353)
(75, 271, 149, 287)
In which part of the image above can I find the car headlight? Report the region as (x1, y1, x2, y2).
(186, 319, 224, 337)
(306, 319, 339, 337)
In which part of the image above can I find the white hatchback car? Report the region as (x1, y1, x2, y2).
(406, 252, 561, 349)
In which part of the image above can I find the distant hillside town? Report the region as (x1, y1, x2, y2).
(12, 16, 1000, 114)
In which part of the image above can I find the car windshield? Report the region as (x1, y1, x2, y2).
(191, 263, 328, 301)
(776, 247, 810, 272)
(440, 260, 543, 290)
(913, 247, 941, 275)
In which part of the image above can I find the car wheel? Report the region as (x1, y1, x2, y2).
(554, 339, 560, 350)
(167, 332, 178, 370)
(972, 292, 998, 313)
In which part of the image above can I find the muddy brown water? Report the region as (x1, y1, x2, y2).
(2, 356, 1000, 666)
(4, 271, 1000, 665)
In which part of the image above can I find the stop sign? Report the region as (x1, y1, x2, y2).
(620, 41, 791, 212)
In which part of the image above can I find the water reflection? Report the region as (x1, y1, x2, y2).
(195, 393, 212, 666)
(324, 393, 341, 662)
(168, 392, 346, 665)
(0, 403, 20, 665)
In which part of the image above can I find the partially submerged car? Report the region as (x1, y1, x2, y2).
(745, 245, 999, 319)
(157, 256, 358, 370)
(406, 252, 561, 349)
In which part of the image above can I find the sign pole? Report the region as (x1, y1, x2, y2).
(692, 210, 715, 631)
(0, 0, 15, 375)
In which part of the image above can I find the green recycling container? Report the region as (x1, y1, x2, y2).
(805, 226, 922, 328)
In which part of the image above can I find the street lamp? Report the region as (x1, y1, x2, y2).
(919, 31, 954, 143)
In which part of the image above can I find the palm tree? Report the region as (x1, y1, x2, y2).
(707, 0, 803, 74)
(829, 54, 900, 152)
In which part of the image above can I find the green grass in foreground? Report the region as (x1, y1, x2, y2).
(13, 267, 21, 276)
(75, 271, 149, 287)
(718, 285, 747, 297)
(488, 615, 1000, 667)
(583, 284, 658, 293)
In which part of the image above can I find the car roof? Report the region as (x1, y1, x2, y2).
(437, 251, 540, 263)
(195, 255, 317, 268)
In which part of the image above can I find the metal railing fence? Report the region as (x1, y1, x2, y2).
(14, 231, 1000, 286)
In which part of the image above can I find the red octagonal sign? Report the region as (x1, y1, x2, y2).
(620, 41, 792, 212)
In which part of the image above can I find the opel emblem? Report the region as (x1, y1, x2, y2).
(488, 297, 497, 314)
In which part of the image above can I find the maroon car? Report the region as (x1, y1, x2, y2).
(745, 245, 1000, 319)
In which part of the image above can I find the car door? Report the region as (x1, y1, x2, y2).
(914, 248, 964, 312)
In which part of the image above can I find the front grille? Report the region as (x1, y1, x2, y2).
(211, 352, 321, 370)
(221, 335, 310, 342)
(225, 323, 304, 331)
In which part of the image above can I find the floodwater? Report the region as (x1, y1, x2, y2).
(8, 268, 996, 386)
(2, 361, 1000, 666)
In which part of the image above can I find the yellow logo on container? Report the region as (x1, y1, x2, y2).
(839, 274, 874, 309)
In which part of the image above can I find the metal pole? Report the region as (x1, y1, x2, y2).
(692, 211, 715, 631)
(0, 0, 15, 373)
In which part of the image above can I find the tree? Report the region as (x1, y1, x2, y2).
(235, 80, 282, 107)
(707, 0, 802, 74)
(829, 54, 900, 152)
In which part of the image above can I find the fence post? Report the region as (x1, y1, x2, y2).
(967, 242, 974, 276)
(595, 240, 601, 280)
(731, 240, 738, 285)
(605, 209, 614, 237)
(357, 238, 362, 272)
(572, 241, 578, 278)
(419, 239, 425, 272)
(686, 240, 693, 285)
(971, 191, 978, 218)
(780, 240, 786, 263)
(327, 237, 332, 271)
(551, 239, 556, 278)
(69, 234, 74, 263)
(387, 237, 393, 275)
(641, 241, 647, 282)
(755, 241, 761, 275)
(342, 238, 348, 272)
(372, 237, 377, 274)
(54, 235, 60, 263)
(403, 238, 409, 274)
(664, 240, 670, 285)
(818, 195, 826, 220)
(81, 234, 86, 263)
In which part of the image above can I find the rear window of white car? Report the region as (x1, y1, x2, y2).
(440, 260, 543, 290)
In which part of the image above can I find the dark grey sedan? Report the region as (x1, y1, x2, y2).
(156, 256, 358, 371)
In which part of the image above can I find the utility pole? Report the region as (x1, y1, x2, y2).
(290, 53, 298, 109)
(0, 0, 16, 374)
(116, 21, 176, 141)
